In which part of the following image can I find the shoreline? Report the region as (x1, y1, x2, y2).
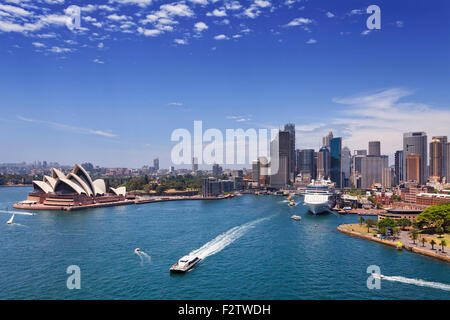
(338, 224, 450, 263)
(0, 184, 32, 187)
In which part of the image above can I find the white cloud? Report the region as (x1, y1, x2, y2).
(109, 0, 152, 7)
(395, 20, 404, 28)
(49, 46, 72, 53)
(254, 0, 271, 8)
(361, 30, 370, 36)
(326, 11, 335, 18)
(107, 14, 129, 21)
(306, 38, 316, 44)
(286, 17, 312, 27)
(225, 1, 242, 10)
(168, 102, 183, 106)
(18, 116, 118, 137)
(207, 8, 227, 17)
(159, 3, 194, 17)
(93, 58, 104, 64)
(331, 88, 450, 157)
(174, 38, 187, 45)
(214, 34, 228, 40)
(97, 42, 104, 48)
(32, 41, 45, 47)
(0, 4, 32, 16)
(194, 21, 208, 32)
(188, 0, 208, 4)
(137, 26, 162, 36)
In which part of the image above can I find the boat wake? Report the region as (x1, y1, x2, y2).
(374, 274, 450, 291)
(189, 216, 271, 260)
(134, 249, 151, 266)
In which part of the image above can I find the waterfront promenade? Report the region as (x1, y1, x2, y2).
(338, 224, 450, 263)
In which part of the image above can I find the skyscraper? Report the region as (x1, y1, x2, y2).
(317, 147, 330, 179)
(430, 136, 447, 180)
(368, 141, 381, 156)
(192, 157, 198, 173)
(403, 132, 427, 184)
(322, 131, 333, 149)
(382, 167, 394, 189)
(298, 149, 315, 179)
(394, 150, 404, 185)
(429, 138, 445, 179)
(284, 123, 296, 180)
(252, 159, 260, 183)
(330, 137, 342, 188)
(270, 131, 290, 188)
(361, 156, 388, 189)
(341, 147, 351, 188)
(406, 154, 421, 183)
(153, 158, 159, 171)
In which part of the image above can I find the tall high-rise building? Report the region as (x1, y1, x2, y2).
(153, 158, 159, 171)
(317, 147, 330, 179)
(322, 131, 333, 149)
(406, 154, 421, 183)
(192, 157, 198, 173)
(284, 123, 296, 180)
(447, 142, 450, 183)
(430, 138, 445, 180)
(298, 149, 315, 179)
(394, 150, 404, 185)
(270, 131, 290, 188)
(403, 132, 427, 184)
(212, 163, 223, 175)
(341, 147, 351, 188)
(330, 137, 342, 188)
(252, 159, 260, 183)
(361, 155, 389, 189)
(382, 167, 394, 189)
(368, 141, 381, 156)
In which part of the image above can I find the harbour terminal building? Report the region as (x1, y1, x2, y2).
(14, 164, 128, 211)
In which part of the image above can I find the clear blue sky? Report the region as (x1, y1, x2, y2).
(1, 0, 449, 168)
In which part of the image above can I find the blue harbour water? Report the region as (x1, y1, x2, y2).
(0, 186, 449, 300)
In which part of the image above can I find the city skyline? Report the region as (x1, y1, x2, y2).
(0, 0, 449, 168)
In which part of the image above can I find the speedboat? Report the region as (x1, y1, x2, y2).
(170, 255, 201, 273)
(291, 215, 301, 221)
(134, 248, 141, 255)
(288, 200, 295, 207)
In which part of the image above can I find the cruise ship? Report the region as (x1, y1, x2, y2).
(304, 179, 336, 214)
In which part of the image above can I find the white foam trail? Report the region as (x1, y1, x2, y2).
(189, 216, 271, 260)
(374, 274, 450, 291)
(0, 210, 34, 216)
(135, 250, 151, 266)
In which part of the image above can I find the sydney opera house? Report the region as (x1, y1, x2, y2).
(14, 164, 128, 211)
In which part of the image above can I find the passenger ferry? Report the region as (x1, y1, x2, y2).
(170, 255, 202, 273)
(304, 179, 336, 214)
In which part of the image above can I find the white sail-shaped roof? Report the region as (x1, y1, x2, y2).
(110, 186, 126, 196)
(43, 176, 58, 190)
(33, 180, 53, 193)
(72, 164, 95, 196)
(54, 178, 86, 195)
(67, 173, 94, 196)
(93, 179, 106, 196)
(52, 168, 66, 180)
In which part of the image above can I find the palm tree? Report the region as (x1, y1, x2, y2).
(421, 237, 427, 247)
(410, 230, 418, 245)
(358, 216, 365, 226)
(430, 239, 436, 250)
(440, 239, 447, 253)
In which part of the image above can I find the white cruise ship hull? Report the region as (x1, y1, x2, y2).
(304, 195, 334, 215)
(305, 201, 331, 214)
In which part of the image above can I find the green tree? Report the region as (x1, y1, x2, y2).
(365, 218, 377, 233)
(430, 239, 436, 250)
(416, 203, 450, 232)
(410, 230, 418, 244)
(358, 216, 365, 226)
(421, 237, 427, 247)
(440, 239, 447, 253)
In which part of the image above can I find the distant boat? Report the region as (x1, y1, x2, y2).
(7, 214, 14, 225)
(291, 215, 301, 221)
(288, 200, 296, 207)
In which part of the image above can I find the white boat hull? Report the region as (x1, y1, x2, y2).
(305, 202, 331, 214)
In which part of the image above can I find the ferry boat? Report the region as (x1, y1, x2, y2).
(304, 179, 336, 215)
(170, 255, 202, 273)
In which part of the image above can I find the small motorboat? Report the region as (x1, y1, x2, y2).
(291, 215, 301, 221)
(134, 248, 141, 255)
(6, 214, 14, 225)
(288, 200, 296, 207)
(170, 255, 201, 273)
